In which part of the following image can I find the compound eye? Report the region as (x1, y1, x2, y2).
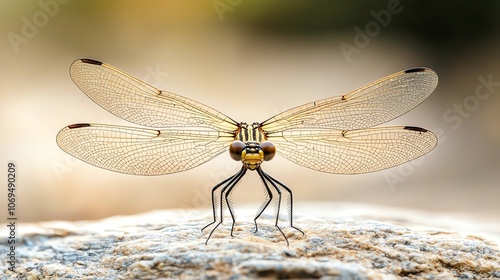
(260, 141, 276, 161)
(229, 140, 246, 161)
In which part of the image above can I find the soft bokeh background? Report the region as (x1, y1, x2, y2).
(1, 1, 499, 223)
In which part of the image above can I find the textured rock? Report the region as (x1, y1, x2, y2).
(1, 204, 499, 279)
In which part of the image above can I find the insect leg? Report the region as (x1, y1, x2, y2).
(253, 166, 273, 233)
(204, 166, 245, 245)
(259, 168, 289, 246)
(265, 173, 305, 236)
(224, 167, 247, 237)
(201, 171, 239, 233)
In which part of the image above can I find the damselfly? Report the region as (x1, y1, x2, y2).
(57, 59, 438, 245)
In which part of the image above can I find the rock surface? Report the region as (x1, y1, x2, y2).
(1, 203, 500, 279)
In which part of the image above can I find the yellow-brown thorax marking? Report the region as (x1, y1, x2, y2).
(235, 122, 266, 143)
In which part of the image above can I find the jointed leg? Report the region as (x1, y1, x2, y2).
(224, 168, 247, 237)
(253, 167, 273, 233)
(203, 166, 245, 244)
(264, 172, 304, 236)
(258, 167, 289, 245)
(201, 172, 239, 232)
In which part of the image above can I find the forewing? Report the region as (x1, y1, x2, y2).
(261, 68, 437, 132)
(56, 123, 235, 175)
(70, 59, 238, 132)
(267, 126, 437, 174)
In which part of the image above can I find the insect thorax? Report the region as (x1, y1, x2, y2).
(235, 122, 266, 143)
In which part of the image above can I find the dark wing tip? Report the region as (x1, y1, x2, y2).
(80, 58, 103, 65)
(404, 67, 428, 73)
(404, 126, 429, 132)
(68, 123, 91, 129)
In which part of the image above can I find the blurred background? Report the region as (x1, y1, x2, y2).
(0, 1, 499, 225)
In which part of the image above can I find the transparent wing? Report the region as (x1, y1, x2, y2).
(267, 126, 437, 174)
(261, 68, 438, 132)
(56, 123, 235, 175)
(69, 59, 239, 132)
